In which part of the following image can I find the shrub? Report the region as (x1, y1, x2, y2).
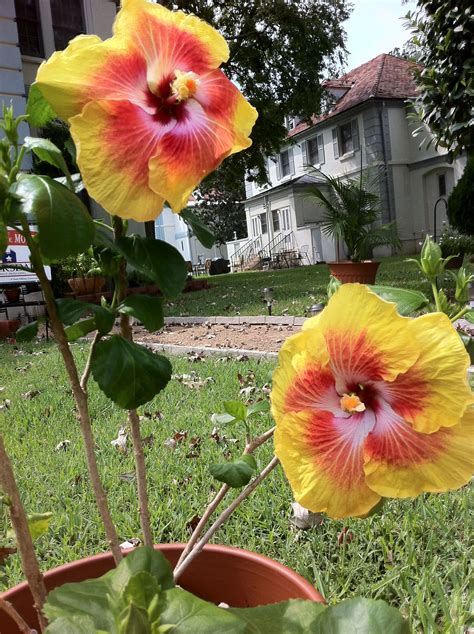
(447, 157, 474, 235)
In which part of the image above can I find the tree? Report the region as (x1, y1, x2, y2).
(159, 0, 350, 237)
(192, 169, 248, 244)
(447, 157, 474, 235)
(406, 0, 474, 157)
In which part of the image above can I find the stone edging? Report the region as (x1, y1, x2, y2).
(164, 315, 306, 327)
(141, 342, 278, 360)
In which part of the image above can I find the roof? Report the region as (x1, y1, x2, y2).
(246, 173, 327, 203)
(289, 53, 420, 137)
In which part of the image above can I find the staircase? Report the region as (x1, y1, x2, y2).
(231, 232, 299, 271)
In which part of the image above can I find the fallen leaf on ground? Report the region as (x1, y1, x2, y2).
(22, 390, 40, 400)
(141, 434, 154, 447)
(120, 538, 141, 549)
(0, 399, 11, 410)
(111, 428, 128, 453)
(291, 502, 324, 530)
(119, 472, 135, 483)
(186, 515, 201, 533)
(140, 410, 164, 422)
(337, 527, 355, 545)
(55, 440, 71, 452)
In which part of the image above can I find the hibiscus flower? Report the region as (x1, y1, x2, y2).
(271, 284, 474, 518)
(35, 0, 257, 221)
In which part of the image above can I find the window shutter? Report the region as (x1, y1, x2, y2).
(351, 119, 360, 151)
(301, 141, 308, 167)
(317, 134, 325, 164)
(276, 155, 281, 180)
(289, 148, 295, 174)
(332, 128, 339, 158)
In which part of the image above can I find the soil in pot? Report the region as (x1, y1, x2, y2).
(0, 544, 325, 632)
(329, 260, 380, 284)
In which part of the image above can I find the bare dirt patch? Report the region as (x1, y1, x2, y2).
(132, 322, 301, 352)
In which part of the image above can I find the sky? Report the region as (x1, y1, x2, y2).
(344, 0, 416, 70)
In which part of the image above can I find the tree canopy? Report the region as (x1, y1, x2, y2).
(406, 0, 474, 157)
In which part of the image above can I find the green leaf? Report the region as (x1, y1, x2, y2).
(223, 400, 248, 421)
(24, 137, 73, 188)
(159, 587, 245, 633)
(64, 138, 77, 164)
(91, 336, 172, 409)
(123, 572, 161, 611)
(15, 320, 38, 342)
(120, 603, 151, 634)
(464, 310, 474, 324)
(247, 400, 270, 416)
(210, 412, 237, 426)
(45, 614, 98, 634)
(119, 296, 164, 332)
(210, 454, 257, 488)
(0, 219, 7, 256)
(91, 305, 115, 335)
(116, 235, 187, 299)
(56, 298, 90, 325)
(313, 597, 410, 633)
(180, 209, 216, 248)
(26, 83, 57, 127)
(14, 175, 94, 261)
(65, 317, 96, 342)
(369, 286, 430, 316)
(9, 512, 53, 541)
(229, 599, 326, 633)
(56, 298, 115, 336)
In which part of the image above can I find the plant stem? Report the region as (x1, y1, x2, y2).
(0, 435, 47, 632)
(113, 215, 154, 548)
(431, 281, 443, 312)
(21, 220, 122, 565)
(450, 306, 470, 323)
(80, 332, 101, 391)
(174, 456, 280, 582)
(175, 426, 275, 568)
(0, 596, 33, 633)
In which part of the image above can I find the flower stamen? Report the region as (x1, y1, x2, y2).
(340, 393, 366, 414)
(170, 70, 200, 103)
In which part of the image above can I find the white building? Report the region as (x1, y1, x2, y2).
(231, 54, 466, 268)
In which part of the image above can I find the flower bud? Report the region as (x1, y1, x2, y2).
(327, 275, 342, 299)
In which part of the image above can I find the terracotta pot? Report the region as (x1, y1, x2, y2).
(0, 319, 20, 339)
(4, 287, 21, 302)
(0, 544, 324, 632)
(329, 260, 380, 284)
(67, 276, 106, 295)
(444, 255, 464, 269)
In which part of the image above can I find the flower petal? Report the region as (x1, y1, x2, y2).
(149, 91, 257, 211)
(317, 285, 419, 386)
(364, 402, 474, 497)
(115, 0, 229, 73)
(381, 312, 473, 433)
(70, 100, 166, 221)
(275, 410, 381, 518)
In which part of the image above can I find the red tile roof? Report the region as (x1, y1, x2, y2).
(289, 53, 420, 137)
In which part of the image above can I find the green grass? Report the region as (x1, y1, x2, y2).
(1, 341, 471, 632)
(166, 256, 432, 317)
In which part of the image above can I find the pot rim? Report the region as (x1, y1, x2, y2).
(1, 543, 325, 604)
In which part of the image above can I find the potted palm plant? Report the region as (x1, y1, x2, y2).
(308, 168, 401, 283)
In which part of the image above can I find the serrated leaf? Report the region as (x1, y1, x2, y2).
(116, 235, 187, 299)
(91, 336, 172, 409)
(120, 603, 151, 634)
(123, 572, 161, 611)
(210, 454, 257, 488)
(56, 298, 90, 325)
(223, 400, 248, 421)
(369, 286, 429, 316)
(247, 400, 270, 416)
(119, 296, 164, 332)
(313, 597, 410, 633)
(26, 83, 57, 127)
(56, 299, 114, 336)
(45, 614, 97, 634)
(14, 175, 94, 261)
(15, 320, 38, 342)
(159, 587, 245, 633)
(24, 137, 73, 188)
(180, 209, 215, 248)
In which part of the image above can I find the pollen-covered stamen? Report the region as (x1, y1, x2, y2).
(340, 392, 366, 414)
(170, 70, 200, 103)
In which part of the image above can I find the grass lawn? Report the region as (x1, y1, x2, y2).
(166, 256, 433, 317)
(1, 341, 471, 632)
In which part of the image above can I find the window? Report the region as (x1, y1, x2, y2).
(251, 216, 259, 238)
(306, 134, 325, 165)
(260, 212, 268, 234)
(438, 174, 447, 197)
(14, 0, 44, 57)
(280, 208, 291, 231)
(285, 116, 296, 130)
(272, 210, 280, 232)
(51, 0, 86, 51)
(277, 148, 294, 179)
(332, 120, 360, 158)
